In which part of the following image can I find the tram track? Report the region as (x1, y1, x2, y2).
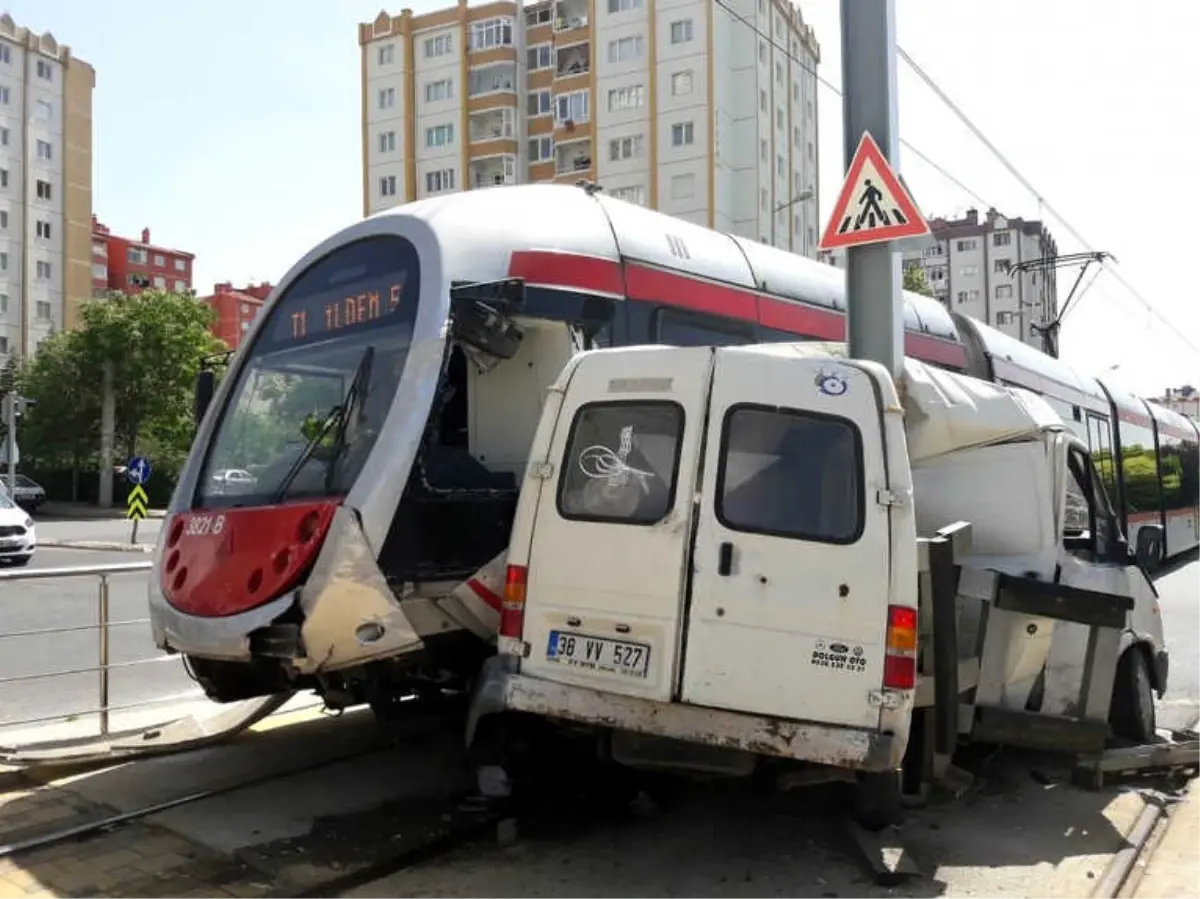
(0, 697, 467, 863)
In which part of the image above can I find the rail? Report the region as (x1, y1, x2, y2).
(0, 561, 192, 738)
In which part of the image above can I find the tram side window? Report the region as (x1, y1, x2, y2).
(1157, 430, 1199, 514)
(656, 309, 755, 347)
(1119, 419, 1161, 521)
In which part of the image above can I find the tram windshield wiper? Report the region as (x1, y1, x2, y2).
(270, 345, 375, 504)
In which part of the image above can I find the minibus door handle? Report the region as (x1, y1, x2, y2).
(718, 542, 733, 576)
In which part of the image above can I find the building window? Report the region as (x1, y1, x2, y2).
(760, 138, 767, 161)
(36, 179, 52, 200)
(426, 123, 455, 147)
(129, 247, 147, 264)
(607, 85, 645, 112)
(995, 311, 1015, 326)
(0, 294, 6, 313)
(36, 261, 53, 280)
(527, 4, 553, 25)
(610, 185, 645, 205)
(527, 44, 552, 70)
(0, 169, 7, 188)
(151, 254, 163, 266)
(528, 136, 553, 162)
(670, 19, 694, 44)
(0, 210, 6, 229)
(424, 33, 453, 57)
(607, 36, 644, 63)
(153, 275, 166, 289)
(91, 263, 106, 279)
(36, 58, 53, 81)
(378, 87, 396, 109)
(425, 78, 453, 103)
(0, 86, 8, 105)
(759, 89, 767, 111)
(607, 0, 644, 12)
(379, 130, 396, 153)
(671, 121, 694, 147)
(0, 44, 8, 64)
(608, 134, 644, 161)
(775, 61, 783, 83)
(0, 253, 6, 270)
(993, 258, 1011, 274)
(993, 231, 1011, 247)
(956, 238, 977, 251)
(174, 280, 186, 292)
(527, 89, 552, 116)
(555, 90, 590, 124)
(425, 168, 455, 192)
(960, 265, 978, 277)
(36, 220, 51, 240)
(996, 284, 1014, 299)
(670, 173, 695, 200)
(380, 175, 397, 196)
(671, 70, 693, 96)
(174, 258, 186, 272)
(0, 126, 7, 146)
(469, 17, 515, 52)
(776, 108, 784, 130)
(377, 43, 394, 66)
(35, 99, 51, 120)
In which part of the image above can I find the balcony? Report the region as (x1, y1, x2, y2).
(554, 1, 588, 32)
(469, 108, 516, 144)
(555, 140, 592, 175)
(555, 42, 590, 78)
(468, 62, 517, 98)
(470, 154, 518, 189)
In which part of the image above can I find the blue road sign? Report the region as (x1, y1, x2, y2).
(127, 456, 152, 486)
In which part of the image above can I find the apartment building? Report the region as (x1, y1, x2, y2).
(0, 14, 94, 362)
(359, 0, 821, 256)
(91, 217, 195, 297)
(1152, 386, 1199, 423)
(198, 281, 272, 350)
(902, 207, 1059, 349)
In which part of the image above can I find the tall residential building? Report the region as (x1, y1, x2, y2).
(902, 207, 1059, 350)
(0, 15, 94, 362)
(90, 217, 195, 296)
(198, 281, 272, 350)
(359, 0, 821, 256)
(1152, 386, 1198, 423)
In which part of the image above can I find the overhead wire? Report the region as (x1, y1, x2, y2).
(896, 46, 1200, 357)
(712, 0, 1197, 358)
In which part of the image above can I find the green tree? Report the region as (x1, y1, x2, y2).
(903, 264, 934, 297)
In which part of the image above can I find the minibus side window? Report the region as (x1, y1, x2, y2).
(556, 401, 685, 526)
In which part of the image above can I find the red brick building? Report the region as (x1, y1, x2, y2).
(91, 216, 195, 296)
(199, 282, 273, 350)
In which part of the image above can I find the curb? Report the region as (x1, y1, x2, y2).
(39, 540, 155, 554)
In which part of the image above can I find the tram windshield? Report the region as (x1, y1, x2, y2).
(195, 235, 422, 508)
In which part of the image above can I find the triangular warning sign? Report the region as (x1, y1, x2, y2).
(819, 132, 930, 251)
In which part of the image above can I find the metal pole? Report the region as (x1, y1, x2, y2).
(4, 394, 14, 494)
(839, 0, 904, 377)
(130, 517, 139, 545)
(98, 574, 111, 736)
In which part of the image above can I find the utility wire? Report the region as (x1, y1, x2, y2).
(897, 47, 1200, 357)
(710, 0, 994, 210)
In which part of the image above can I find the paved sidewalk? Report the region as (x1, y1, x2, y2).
(38, 502, 167, 521)
(1134, 780, 1199, 898)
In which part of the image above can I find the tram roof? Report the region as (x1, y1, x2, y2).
(371, 183, 961, 342)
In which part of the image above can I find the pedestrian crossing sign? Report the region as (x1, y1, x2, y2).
(819, 131, 930, 251)
(127, 484, 148, 521)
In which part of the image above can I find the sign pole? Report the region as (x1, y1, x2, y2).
(839, 0, 904, 378)
(4, 395, 14, 494)
(125, 456, 151, 543)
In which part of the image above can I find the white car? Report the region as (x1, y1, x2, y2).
(0, 487, 35, 566)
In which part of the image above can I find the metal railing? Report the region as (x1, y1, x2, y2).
(0, 561, 200, 738)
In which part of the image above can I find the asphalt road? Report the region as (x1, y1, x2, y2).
(1154, 550, 1199, 732)
(0, 546, 201, 737)
(34, 515, 163, 548)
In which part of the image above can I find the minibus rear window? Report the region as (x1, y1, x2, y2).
(557, 401, 684, 526)
(717, 404, 864, 544)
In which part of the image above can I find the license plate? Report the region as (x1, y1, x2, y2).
(546, 630, 651, 679)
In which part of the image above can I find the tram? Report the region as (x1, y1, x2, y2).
(149, 183, 1198, 709)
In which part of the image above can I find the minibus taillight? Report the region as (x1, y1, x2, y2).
(883, 604, 918, 690)
(499, 565, 528, 640)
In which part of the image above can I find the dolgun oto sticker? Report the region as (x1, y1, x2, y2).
(810, 639, 867, 673)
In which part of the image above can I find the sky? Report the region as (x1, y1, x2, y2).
(14, 0, 1199, 397)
